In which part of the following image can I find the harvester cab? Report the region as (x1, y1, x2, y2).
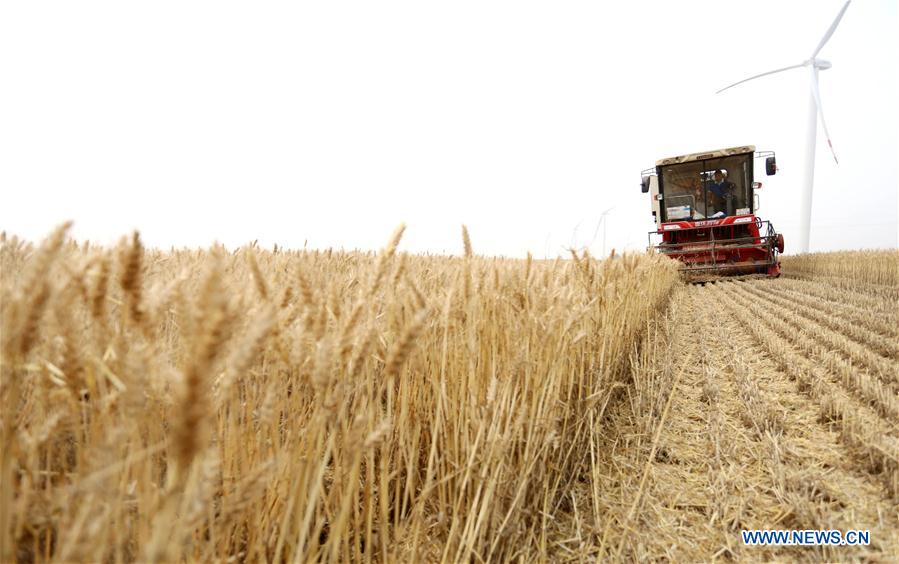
(642, 145, 784, 281)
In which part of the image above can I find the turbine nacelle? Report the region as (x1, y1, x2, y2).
(811, 58, 833, 70)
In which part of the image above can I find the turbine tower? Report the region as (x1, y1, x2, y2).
(718, 0, 851, 254)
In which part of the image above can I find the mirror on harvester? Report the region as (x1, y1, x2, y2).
(641, 176, 651, 193)
(766, 156, 777, 176)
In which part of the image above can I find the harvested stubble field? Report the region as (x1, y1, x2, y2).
(1, 226, 897, 562)
(588, 250, 899, 561)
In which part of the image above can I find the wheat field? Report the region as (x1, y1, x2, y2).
(1, 226, 897, 562)
(1, 224, 679, 562)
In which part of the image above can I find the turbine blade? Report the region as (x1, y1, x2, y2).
(810, 66, 838, 164)
(716, 63, 806, 94)
(811, 0, 851, 59)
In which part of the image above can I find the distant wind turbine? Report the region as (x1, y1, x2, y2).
(717, 0, 850, 254)
(589, 207, 615, 257)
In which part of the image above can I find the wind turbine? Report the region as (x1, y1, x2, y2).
(589, 206, 615, 257)
(717, 0, 851, 254)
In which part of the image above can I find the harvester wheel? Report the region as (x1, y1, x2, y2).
(775, 234, 785, 254)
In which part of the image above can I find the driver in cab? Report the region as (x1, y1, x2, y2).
(708, 170, 735, 216)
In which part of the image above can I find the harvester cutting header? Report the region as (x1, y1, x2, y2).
(641, 145, 784, 280)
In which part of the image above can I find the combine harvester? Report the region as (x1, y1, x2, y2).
(641, 145, 784, 281)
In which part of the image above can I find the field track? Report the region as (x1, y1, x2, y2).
(593, 277, 899, 561)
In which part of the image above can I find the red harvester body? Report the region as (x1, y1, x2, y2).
(641, 145, 784, 281)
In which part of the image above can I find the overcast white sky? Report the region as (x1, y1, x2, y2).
(1, 0, 896, 257)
